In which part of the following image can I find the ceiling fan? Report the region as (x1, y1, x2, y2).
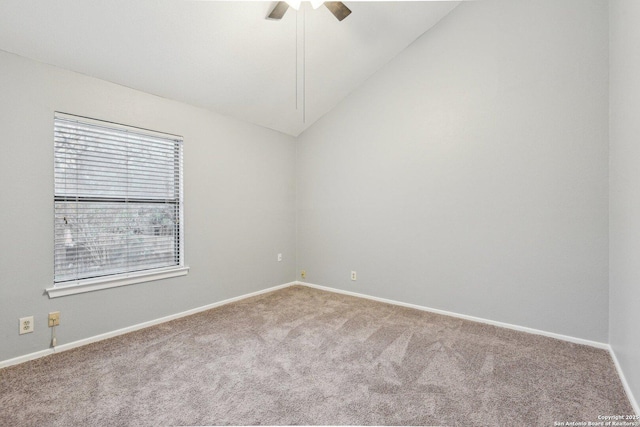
(268, 1, 352, 22)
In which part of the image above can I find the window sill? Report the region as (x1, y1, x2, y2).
(45, 266, 189, 298)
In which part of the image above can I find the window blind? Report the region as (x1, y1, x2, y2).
(54, 113, 184, 285)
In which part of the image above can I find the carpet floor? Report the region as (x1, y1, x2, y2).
(0, 285, 634, 426)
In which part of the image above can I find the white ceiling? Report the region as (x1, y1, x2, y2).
(0, 1, 459, 136)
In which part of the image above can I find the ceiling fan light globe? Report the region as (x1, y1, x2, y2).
(310, 0, 325, 9)
(286, 0, 301, 10)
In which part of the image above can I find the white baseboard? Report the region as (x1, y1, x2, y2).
(296, 281, 610, 350)
(299, 281, 636, 413)
(5, 279, 636, 414)
(0, 348, 56, 369)
(609, 346, 640, 415)
(4, 279, 637, 413)
(0, 281, 297, 369)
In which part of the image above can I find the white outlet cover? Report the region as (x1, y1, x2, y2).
(19, 316, 34, 335)
(351, 271, 357, 281)
(277, 253, 282, 262)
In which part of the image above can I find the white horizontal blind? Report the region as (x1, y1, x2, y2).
(54, 113, 183, 285)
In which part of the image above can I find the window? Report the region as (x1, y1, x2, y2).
(48, 113, 186, 297)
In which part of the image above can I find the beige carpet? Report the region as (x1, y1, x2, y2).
(0, 285, 633, 426)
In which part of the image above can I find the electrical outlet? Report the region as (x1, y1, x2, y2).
(48, 311, 60, 327)
(351, 271, 357, 281)
(277, 253, 282, 262)
(301, 270, 306, 279)
(19, 316, 34, 335)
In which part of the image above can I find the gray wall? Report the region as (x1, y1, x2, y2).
(0, 51, 297, 362)
(296, 0, 610, 342)
(609, 0, 640, 410)
(1, 0, 629, 379)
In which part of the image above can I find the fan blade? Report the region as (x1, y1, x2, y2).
(324, 2, 351, 21)
(267, 1, 289, 20)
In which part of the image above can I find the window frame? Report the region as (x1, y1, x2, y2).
(46, 113, 188, 298)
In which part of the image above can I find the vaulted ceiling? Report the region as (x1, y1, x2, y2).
(0, 0, 459, 136)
